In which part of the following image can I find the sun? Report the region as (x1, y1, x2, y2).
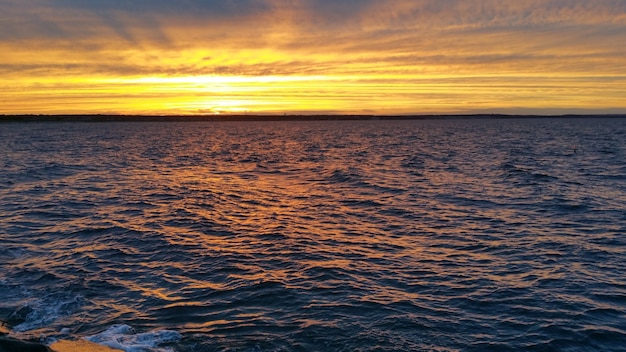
(198, 100, 253, 115)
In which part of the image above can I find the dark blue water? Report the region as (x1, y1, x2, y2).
(1, 118, 625, 351)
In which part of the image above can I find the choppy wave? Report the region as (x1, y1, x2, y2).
(86, 325, 181, 352)
(1, 118, 625, 351)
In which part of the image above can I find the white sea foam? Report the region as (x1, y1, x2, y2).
(11, 294, 84, 332)
(86, 324, 182, 352)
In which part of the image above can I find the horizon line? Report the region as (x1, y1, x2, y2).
(2, 113, 626, 123)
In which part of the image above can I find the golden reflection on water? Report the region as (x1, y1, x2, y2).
(134, 161, 451, 307)
(13, 153, 554, 310)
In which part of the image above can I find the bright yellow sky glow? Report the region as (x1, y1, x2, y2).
(1, 0, 625, 115)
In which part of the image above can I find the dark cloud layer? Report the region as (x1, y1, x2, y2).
(4, 0, 625, 39)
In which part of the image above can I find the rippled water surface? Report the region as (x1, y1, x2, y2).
(1, 118, 625, 351)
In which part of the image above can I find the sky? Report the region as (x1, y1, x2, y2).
(1, 0, 625, 115)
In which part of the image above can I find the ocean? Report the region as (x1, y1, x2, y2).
(1, 118, 625, 351)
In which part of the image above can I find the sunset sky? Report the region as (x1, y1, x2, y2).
(2, 0, 625, 115)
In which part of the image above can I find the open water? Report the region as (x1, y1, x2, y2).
(0, 118, 625, 351)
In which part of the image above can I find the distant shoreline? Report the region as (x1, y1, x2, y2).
(1, 114, 625, 123)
